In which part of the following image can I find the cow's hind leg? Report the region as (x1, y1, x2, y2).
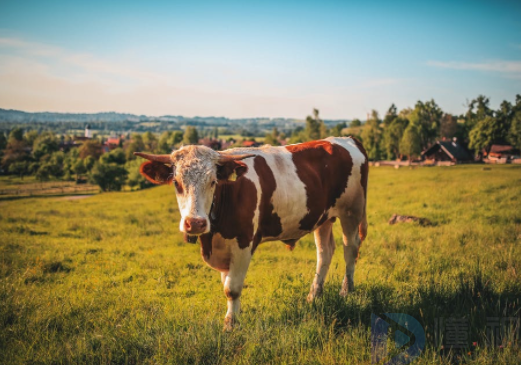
(307, 219, 335, 302)
(339, 214, 362, 296)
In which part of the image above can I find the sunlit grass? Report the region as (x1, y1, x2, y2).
(1, 165, 520, 364)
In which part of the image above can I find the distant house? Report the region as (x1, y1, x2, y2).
(422, 139, 472, 163)
(487, 144, 520, 161)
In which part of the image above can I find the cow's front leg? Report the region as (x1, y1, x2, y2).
(223, 242, 251, 331)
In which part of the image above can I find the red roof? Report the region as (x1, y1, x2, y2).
(242, 141, 257, 147)
(106, 137, 121, 145)
(490, 145, 514, 154)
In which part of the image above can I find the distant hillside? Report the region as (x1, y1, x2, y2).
(0, 108, 155, 123)
(0, 108, 346, 126)
(0, 108, 350, 137)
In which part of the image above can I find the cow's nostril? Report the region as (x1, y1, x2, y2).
(185, 218, 207, 233)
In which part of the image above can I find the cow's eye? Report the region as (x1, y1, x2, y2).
(173, 180, 183, 193)
(211, 180, 217, 187)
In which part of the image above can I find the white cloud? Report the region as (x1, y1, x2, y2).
(427, 60, 521, 78)
(0, 36, 395, 118)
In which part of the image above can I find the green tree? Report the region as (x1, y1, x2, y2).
(79, 140, 103, 160)
(464, 95, 494, 139)
(508, 95, 521, 150)
(126, 159, 148, 190)
(469, 116, 508, 156)
(24, 130, 39, 147)
(361, 110, 382, 160)
(303, 109, 326, 141)
(72, 159, 87, 181)
(289, 126, 305, 144)
(0, 132, 7, 151)
(89, 149, 128, 191)
(183, 126, 199, 145)
(89, 162, 128, 192)
(330, 122, 347, 137)
(8, 127, 24, 142)
(350, 119, 362, 127)
(264, 127, 281, 146)
(36, 151, 65, 181)
(125, 134, 146, 160)
(102, 148, 126, 165)
(33, 132, 59, 160)
(143, 131, 158, 152)
(84, 156, 96, 171)
(399, 124, 422, 161)
(382, 117, 408, 159)
(440, 113, 458, 139)
(408, 99, 443, 150)
(2, 131, 29, 172)
(158, 131, 183, 153)
(383, 104, 398, 127)
(8, 161, 29, 179)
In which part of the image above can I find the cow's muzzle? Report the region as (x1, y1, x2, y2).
(184, 217, 208, 235)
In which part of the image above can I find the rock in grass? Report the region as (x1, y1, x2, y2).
(388, 213, 433, 226)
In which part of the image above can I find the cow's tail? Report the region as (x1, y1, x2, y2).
(359, 205, 367, 242)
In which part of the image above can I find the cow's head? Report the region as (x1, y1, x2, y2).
(135, 145, 253, 241)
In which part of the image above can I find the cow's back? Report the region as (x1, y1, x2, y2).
(225, 137, 367, 246)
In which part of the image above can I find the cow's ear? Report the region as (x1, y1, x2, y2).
(139, 161, 174, 185)
(216, 160, 248, 181)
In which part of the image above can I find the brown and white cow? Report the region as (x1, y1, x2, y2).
(135, 137, 368, 330)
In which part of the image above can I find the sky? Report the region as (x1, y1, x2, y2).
(0, 0, 520, 119)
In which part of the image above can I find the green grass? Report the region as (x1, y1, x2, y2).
(1, 165, 520, 364)
(0, 176, 98, 198)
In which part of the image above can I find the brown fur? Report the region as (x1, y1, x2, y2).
(252, 156, 282, 252)
(285, 140, 353, 231)
(209, 176, 257, 249)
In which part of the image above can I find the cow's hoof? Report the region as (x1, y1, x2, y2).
(307, 290, 322, 302)
(223, 317, 237, 332)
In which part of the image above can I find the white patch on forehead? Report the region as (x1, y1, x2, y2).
(172, 145, 220, 230)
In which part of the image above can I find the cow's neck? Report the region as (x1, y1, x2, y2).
(199, 178, 257, 259)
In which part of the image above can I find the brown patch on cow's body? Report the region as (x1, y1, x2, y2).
(285, 140, 353, 231)
(199, 233, 231, 271)
(200, 233, 214, 259)
(208, 175, 257, 249)
(251, 156, 282, 253)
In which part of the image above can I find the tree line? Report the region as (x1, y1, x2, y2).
(0, 127, 201, 192)
(283, 94, 520, 161)
(1, 94, 519, 192)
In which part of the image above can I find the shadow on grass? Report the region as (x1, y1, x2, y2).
(279, 267, 521, 351)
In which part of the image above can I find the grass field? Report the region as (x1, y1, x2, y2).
(0, 176, 99, 198)
(1, 165, 520, 364)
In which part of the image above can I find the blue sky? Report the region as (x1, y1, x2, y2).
(0, 0, 520, 119)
